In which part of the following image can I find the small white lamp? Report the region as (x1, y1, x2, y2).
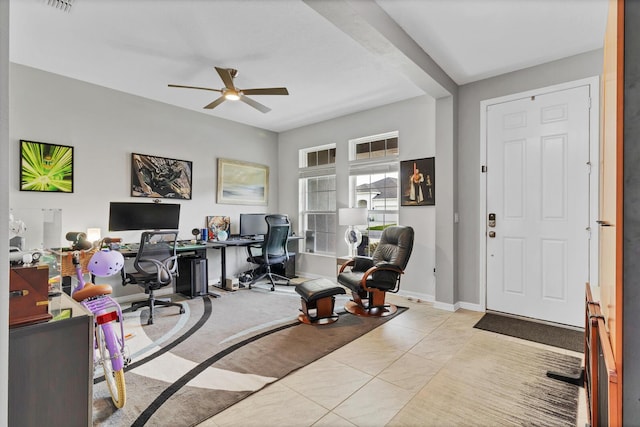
(86, 228, 101, 246)
(339, 208, 368, 257)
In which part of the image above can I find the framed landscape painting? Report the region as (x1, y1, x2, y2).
(20, 140, 74, 193)
(131, 153, 193, 199)
(217, 158, 269, 205)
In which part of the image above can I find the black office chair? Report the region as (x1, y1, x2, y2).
(123, 230, 185, 325)
(246, 215, 291, 291)
(338, 225, 414, 317)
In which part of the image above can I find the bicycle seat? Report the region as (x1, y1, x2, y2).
(72, 282, 113, 302)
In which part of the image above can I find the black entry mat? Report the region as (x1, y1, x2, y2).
(474, 313, 583, 353)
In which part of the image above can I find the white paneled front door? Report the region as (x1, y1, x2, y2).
(486, 85, 590, 326)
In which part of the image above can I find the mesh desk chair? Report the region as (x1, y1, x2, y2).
(246, 215, 291, 291)
(123, 230, 185, 325)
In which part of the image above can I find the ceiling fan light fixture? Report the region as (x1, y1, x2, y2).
(223, 89, 240, 101)
(169, 66, 288, 113)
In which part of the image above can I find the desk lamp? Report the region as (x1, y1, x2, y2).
(86, 228, 101, 247)
(339, 208, 368, 257)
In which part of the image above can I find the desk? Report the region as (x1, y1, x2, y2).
(118, 241, 208, 258)
(119, 237, 301, 293)
(206, 236, 302, 288)
(119, 242, 220, 298)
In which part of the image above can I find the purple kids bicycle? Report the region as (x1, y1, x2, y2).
(71, 246, 130, 408)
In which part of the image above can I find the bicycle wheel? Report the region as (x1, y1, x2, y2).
(96, 323, 127, 408)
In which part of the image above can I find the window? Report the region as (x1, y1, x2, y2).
(306, 147, 335, 167)
(299, 145, 336, 255)
(349, 132, 399, 256)
(354, 136, 398, 160)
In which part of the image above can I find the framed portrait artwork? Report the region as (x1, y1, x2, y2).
(131, 153, 193, 199)
(217, 158, 269, 205)
(20, 140, 74, 193)
(401, 157, 435, 206)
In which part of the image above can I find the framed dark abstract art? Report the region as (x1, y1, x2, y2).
(131, 153, 193, 199)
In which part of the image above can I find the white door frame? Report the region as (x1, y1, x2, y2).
(478, 76, 600, 312)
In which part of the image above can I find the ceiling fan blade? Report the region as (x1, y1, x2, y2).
(241, 87, 289, 96)
(240, 95, 271, 113)
(168, 84, 221, 93)
(215, 67, 236, 90)
(204, 96, 226, 110)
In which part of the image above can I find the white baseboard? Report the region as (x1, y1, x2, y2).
(395, 289, 434, 303)
(433, 300, 484, 312)
(291, 274, 486, 315)
(457, 301, 483, 312)
(432, 301, 456, 312)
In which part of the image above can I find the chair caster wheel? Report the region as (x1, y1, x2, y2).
(180, 308, 185, 314)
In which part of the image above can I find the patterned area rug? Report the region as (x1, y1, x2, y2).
(390, 332, 582, 426)
(92, 285, 406, 426)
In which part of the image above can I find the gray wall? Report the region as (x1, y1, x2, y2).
(435, 95, 457, 307)
(456, 49, 603, 305)
(9, 49, 605, 309)
(278, 95, 438, 300)
(1, 0, 10, 422)
(9, 65, 280, 296)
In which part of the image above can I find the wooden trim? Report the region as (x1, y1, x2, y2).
(585, 283, 621, 426)
(600, 0, 624, 421)
(598, 317, 620, 426)
(614, 0, 624, 420)
(585, 284, 599, 424)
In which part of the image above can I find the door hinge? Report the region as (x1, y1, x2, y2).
(588, 97, 592, 109)
(481, 165, 487, 173)
(586, 161, 592, 174)
(586, 226, 592, 239)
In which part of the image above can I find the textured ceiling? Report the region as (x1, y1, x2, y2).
(9, 0, 608, 132)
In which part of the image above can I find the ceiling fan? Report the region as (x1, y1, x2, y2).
(168, 67, 289, 113)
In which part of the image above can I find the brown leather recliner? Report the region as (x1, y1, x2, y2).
(337, 225, 414, 316)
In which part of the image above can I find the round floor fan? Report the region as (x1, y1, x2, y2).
(168, 67, 288, 113)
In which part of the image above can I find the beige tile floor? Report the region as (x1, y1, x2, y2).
(197, 294, 587, 427)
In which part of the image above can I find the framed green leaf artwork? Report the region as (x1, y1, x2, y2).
(20, 140, 74, 193)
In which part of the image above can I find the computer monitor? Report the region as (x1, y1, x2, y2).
(239, 213, 267, 238)
(108, 202, 180, 231)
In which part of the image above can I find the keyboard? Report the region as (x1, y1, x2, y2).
(224, 235, 264, 243)
(176, 240, 204, 247)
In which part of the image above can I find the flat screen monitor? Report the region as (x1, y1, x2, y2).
(239, 213, 267, 238)
(108, 202, 180, 231)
